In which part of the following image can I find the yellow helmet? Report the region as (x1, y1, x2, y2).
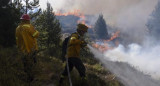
(77, 23, 88, 32)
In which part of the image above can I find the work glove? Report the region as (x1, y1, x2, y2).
(81, 41, 87, 47)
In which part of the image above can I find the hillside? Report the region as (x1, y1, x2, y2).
(56, 15, 96, 34)
(0, 47, 124, 86)
(56, 15, 79, 33)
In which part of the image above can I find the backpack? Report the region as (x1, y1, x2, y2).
(61, 36, 71, 62)
(61, 33, 80, 62)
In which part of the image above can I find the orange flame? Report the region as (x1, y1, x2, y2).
(92, 42, 113, 52)
(92, 30, 120, 52)
(55, 9, 81, 16)
(55, 9, 92, 28)
(55, 10, 85, 23)
(107, 30, 120, 42)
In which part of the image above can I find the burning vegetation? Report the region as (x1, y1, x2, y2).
(55, 9, 121, 52)
(55, 10, 92, 28)
(92, 30, 120, 52)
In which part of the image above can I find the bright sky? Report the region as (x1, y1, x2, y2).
(39, 0, 65, 11)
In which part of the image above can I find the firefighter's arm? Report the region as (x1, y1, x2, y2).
(69, 36, 81, 45)
(69, 34, 84, 45)
(29, 25, 39, 38)
(81, 41, 87, 47)
(69, 36, 87, 48)
(32, 30, 39, 38)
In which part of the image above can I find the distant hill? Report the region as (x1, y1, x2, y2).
(56, 15, 79, 33)
(56, 15, 97, 34)
(56, 14, 116, 41)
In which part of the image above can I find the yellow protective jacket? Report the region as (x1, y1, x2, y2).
(67, 32, 85, 58)
(16, 22, 39, 54)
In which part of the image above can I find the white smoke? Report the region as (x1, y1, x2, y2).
(104, 44, 160, 79)
(88, 44, 160, 86)
(84, 1, 160, 85)
(39, 0, 158, 43)
(55, 0, 157, 27)
(38, 0, 160, 85)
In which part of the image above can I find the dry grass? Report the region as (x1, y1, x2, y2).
(0, 47, 124, 86)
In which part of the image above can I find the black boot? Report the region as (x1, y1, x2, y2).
(80, 77, 88, 86)
(58, 75, 64, 86)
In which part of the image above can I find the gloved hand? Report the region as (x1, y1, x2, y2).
(81, 41, 87, 47)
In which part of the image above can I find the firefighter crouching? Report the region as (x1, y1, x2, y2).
(15, 14, 39, 83)
(59, 23, 88, 85)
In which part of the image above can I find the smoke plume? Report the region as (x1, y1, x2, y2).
(40, 0, 158, 43)
(85, 1, 160, 85)
(39, 0, 160, 85)
(69, 0, 157, 44)
(88, 44, 160, 86)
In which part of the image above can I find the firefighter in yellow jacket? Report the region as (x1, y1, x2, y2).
(59, 23, 88, 85)
(15, 14, 39, 83)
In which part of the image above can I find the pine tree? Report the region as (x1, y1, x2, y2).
(12, 0, 39, 14)
(147, 1, 160, 41)
(33, 12, 47, 49)
(34, 2, 61, 56)
(0, 0, 10, 7)
(94, 14, 109, 39)
(0, 0, 21, 47)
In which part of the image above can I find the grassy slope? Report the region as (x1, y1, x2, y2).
(0, 47, 124, 86)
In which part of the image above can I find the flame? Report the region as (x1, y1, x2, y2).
(55, 10, 120, 52)
(55, 9, 80, 16)
(107, 30, 120, 41)
(92, 42, 113, 52)
(55, 9, 92, 28)
(92, 30, 120, 52)
(55, 10, 86, 23)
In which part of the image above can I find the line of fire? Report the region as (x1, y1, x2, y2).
(55, 10, 121, 52)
